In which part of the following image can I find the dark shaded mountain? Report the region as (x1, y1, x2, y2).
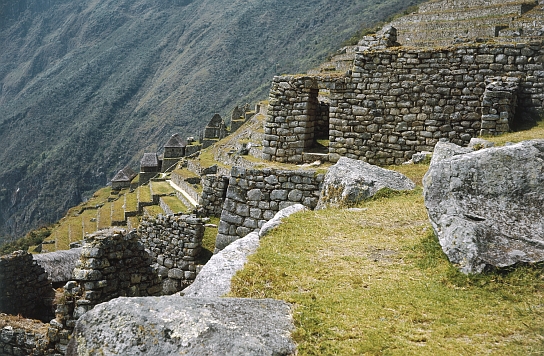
(0, 0, 423, 242)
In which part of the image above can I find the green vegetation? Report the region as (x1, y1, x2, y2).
(485, 119, 544, 146)
(151, 181, 175, 196)
(231, 191, 544, 355)
(230, 123, 544, 355)
(137, 185, 153, 204)
(124, 191, 138, 214)
(0, 227, 52, 255)
(161, 196, 189, 214)
(97, 202, 113, 229)
(0, 0, 418, 242)
(111, 197, 126, 223)
(144, 205, 164, 217)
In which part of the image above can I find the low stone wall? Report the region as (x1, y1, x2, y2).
(0, 323, 60, 356)
(215, 167, 324, 251)
(53, 229, 162, 333)
(138, 214, 205, 294)
(0, 251, 55, 322)
(199, 175, 230, 217)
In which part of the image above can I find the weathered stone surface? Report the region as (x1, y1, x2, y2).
(317, 157, 415, 209)
(183, 232, 260, 298)
(423, 139, 544, 274)
(67, 296, 296, 356)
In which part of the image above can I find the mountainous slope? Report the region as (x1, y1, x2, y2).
(0, 0, 424, 242)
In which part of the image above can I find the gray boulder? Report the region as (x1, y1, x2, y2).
(67, 296, 296, 356)
(33, 248, 81, 283)
(182, 232, 260, 298)
(317, 157, 415, 209)
(423, 140, 544, 274)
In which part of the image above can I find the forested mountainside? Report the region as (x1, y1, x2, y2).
(0, 0, 424, 243)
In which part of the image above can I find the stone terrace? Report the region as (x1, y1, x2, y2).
(391, 0, 543, 48)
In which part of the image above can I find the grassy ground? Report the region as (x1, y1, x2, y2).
(230, 122, 544, 355)
(125, 191, 138, 214)
(137, 185, 153, 203)
(151, 181, 175, 196)
(144, 205, 164, 217)
(230, 191, 544, 355)
(161, 196, 189, 214)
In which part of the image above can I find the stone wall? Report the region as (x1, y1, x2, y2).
(215, 167, 324, 251)
(265, 41, 544, 165)
(53, 229, 162, 333)
(138, 214, 205, 294)
(0, 251, 55, 322)
(263, 76, 321, 163)
(328, 42, 544, 165)
(0, 323, 60, 356)
(199, 174, 230, 217)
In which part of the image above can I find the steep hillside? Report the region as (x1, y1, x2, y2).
(0, 0, 425, 242)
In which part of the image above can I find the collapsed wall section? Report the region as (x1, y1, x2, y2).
(53, 229, 162, 333)
(215, 167, 324, 252)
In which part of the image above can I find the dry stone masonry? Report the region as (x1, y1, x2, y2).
(138, 214, 205, 294)
(215, 167, 324, 251)
(0, 321, 60, 356)
(51, 229, 162, 345)
(199, 174, 230, 217)
(0, 251, 55, 323)
(265, 41, 544, 165)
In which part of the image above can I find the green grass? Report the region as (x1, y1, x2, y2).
(485, 119, 544, 145)
(144, 205, 164, 217)
(230, 192, 544, 355)
(81, 209, 98, 236)
(125, 191, 138, 214)
(138, 185, 153, 203)
(127, 216, 141, 230)
(97, 202, 112, 229)
(111, 196, 126, 223)
(229, 122, 544, 355)
(151, 181, 175, 196)
(161, 196, 189, 214)
(173, 168, 200, 180)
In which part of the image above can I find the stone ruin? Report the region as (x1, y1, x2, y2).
(0, 215, 205, 355)
(265, 42, 544, 166)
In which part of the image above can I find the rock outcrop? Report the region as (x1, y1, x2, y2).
(423, 139, 544, 274)
(317, 157, 415, 209)
(67, 296, 296, 356)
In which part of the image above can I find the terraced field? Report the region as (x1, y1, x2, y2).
(37, 171, 200, 252)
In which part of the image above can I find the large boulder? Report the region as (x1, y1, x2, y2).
(423, 139, 544, 274)
(316, 157, 415, 209)
(67, 296, 296, 356)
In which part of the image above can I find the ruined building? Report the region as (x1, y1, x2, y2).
(264, 0, 544, 165)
